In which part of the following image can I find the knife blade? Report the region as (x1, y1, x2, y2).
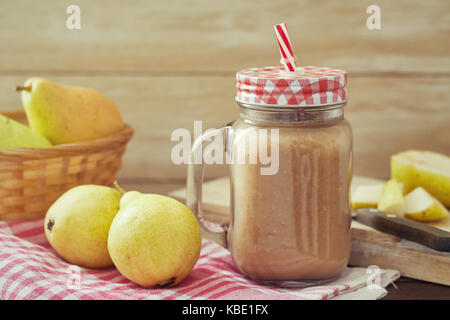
(355, 208, 450, 252)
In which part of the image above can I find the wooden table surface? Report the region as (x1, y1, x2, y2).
(1, 1, 450, 183)
(382, 278, 450, 300)
(121, 179, 450, 300)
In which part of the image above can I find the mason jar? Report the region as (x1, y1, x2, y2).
(187, 66, 353, 287)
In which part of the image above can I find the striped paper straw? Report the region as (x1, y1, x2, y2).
(274, 23, 297, 72)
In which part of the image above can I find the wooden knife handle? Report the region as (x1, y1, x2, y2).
(356, 208, 450, 252)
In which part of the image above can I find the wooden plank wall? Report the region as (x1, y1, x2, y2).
(0, 0, 449, 182)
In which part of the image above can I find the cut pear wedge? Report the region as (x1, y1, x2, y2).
(377, 179, 404, 215)
(404, 187, 449, 222)
(391, 150, 450, 207)
(351, 184, 384, 209)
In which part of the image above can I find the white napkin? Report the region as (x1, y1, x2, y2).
(331, 267, 400, 300)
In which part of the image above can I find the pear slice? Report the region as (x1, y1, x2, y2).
(351, 184, 384, 209)
(404, 187, 449, 222)
(377, 179, 404, 215)
(391, 150, 450, 207)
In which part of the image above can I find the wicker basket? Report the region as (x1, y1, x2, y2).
(0, 110, 134, 221)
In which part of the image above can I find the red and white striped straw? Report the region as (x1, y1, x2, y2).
(274, 23, 297, 72)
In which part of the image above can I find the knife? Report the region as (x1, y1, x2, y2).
(354, 208, 450, 252)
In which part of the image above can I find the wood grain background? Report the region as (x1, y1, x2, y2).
(0, 0, 449, 182)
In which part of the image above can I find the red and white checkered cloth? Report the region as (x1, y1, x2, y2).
(0, 219, 399, 300)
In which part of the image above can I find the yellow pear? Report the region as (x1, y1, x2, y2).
(107, 190, 201, 288)
(377, 179, 404, 215)
(404, 187, 448, 222)
(45, 185, 122, 268)
(391, 150, 450, 207)
(17, 78, 124, 145)
(0, 113, 51, 148)
(351, 184, 384, 209)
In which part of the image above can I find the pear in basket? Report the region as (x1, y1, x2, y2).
(17, 78, 124, 145)
(0, 113, 51, 148)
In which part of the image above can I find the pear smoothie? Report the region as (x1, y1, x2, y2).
(229, 116, 353, 281)
(188, 65, 353, 286)
(229, 66, 353, 284)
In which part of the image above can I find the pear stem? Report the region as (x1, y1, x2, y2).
(113, 180, 126, 195)
(16, 85, 32, 92)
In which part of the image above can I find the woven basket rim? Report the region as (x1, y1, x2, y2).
(0, 109, 134, 160)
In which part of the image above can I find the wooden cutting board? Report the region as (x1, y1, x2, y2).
(169, 176, 450, 286)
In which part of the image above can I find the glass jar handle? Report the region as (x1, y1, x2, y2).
(186, 122, 233, 248)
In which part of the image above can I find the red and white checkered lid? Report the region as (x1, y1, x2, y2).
(236, 66, 347, 107)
